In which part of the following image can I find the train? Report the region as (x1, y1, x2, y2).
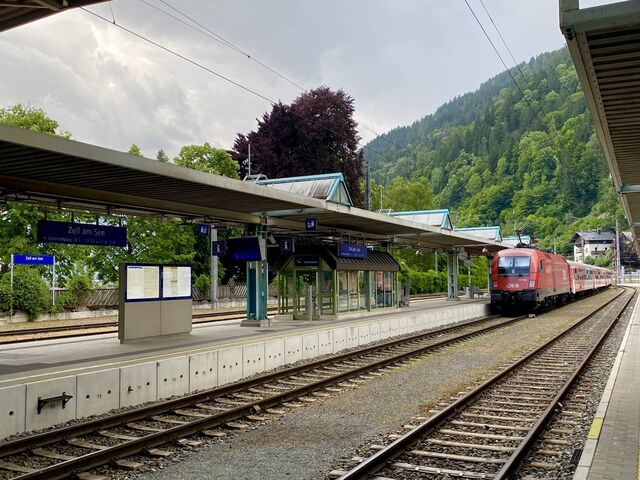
(490, 248, 613, 311)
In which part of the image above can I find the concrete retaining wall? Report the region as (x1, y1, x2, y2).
(0, 302, 489, 440)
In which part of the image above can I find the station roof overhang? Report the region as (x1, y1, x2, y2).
(0, 1, 106, 32)
(0, 124, 505, 255)
(560, 0, 640, 250)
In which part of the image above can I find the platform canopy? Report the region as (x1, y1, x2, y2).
(0, 124, 505, 254)
(0, 0, 106, 32)
(560, 0, 640, 249)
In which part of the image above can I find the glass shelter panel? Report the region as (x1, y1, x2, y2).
(337, 271, 349, 312)
(321, 266, 334, 315)
(348, 271, 358, 311)
(358, 271, 367, 310)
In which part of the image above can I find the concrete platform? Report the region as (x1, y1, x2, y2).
(573, 291, 640, 480)
(0, 297, 488, 439)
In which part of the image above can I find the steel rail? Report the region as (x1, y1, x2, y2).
(337, 288, 630, 479)
(1, 314, 520, 479)
(0, 313, 505, 457)
(495, 288, 635, 478)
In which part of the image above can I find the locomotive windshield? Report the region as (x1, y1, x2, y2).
(497, 256, 530, 275)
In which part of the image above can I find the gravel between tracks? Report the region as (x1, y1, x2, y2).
(124, 290, 621, 480)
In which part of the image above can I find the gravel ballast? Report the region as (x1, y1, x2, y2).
(127, 290, 620, 480)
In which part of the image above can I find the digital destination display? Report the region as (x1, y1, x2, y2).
(227, 236, 265, 261)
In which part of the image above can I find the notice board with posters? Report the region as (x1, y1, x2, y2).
(118, 263, 192, 342)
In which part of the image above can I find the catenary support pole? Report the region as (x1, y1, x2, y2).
(210, 226, 218, 309)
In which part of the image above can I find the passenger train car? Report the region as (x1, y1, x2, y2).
(490, 248, 612, 311)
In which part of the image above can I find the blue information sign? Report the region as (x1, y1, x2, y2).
(338, 243, 368, 259)
(197, 224, 210, 236)
(305, 218, 318, 231)
(212, 240, 226, 256)
(13, 254, 55, 266)
(38, 220, 127, 247)
(279, 237, 294, 254)
(295, 255, 319, 267)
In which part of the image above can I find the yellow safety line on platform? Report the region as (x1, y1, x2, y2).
(588, 418, 603, 440)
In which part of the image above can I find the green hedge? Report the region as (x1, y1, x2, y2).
(0, 267, 50, 320)
(400, 268, 487, 294)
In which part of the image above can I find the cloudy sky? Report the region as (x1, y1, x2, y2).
(0, 0, 613, 159)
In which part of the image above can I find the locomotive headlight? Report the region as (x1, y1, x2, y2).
(492, 282, 497, 288)
(529, 279, 535, 288)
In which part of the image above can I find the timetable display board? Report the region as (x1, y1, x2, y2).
(126, 265, 160, 301)
(162, 265, 192, 299)
(124, 264, 192, 301)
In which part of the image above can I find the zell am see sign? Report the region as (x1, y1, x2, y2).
(338, 243, 368, 259)
(37, 220, 127, 247)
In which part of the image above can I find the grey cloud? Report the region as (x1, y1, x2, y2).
(0, 0, 566, 158)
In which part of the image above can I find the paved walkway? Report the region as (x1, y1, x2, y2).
(574, 291, 640, 480)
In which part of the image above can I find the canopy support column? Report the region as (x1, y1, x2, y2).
(241, 229, 269, 327)
(447, 252, 459, 301)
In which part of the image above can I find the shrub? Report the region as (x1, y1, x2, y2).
(66, 275, 91, 304)
(0, 267, 50, 320)
(194, 274, 211, 297)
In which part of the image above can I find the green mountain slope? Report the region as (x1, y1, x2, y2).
(365, 48, 625, 257)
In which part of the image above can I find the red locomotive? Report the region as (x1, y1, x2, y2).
(490, 248, 612, 311)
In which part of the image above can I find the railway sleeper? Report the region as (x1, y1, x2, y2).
(409, 449, 505, 464)
(469, 406, 543, 415)
(438, 428, 525, 441)
(0, 460, 38, 474)
(425, 438, 516, 453)
(450, 420, 530, 432)
(392, 461, 496, 479)
(461, 412, 537, 423)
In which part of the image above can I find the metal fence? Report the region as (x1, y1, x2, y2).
(51, 284, 278, 309)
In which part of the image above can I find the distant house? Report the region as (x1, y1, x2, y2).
(571, 230, 616, 262)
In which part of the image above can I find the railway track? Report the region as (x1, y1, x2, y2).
(0, 293, 456, 345)
(333, 287, 633, 480)
(0, 312, 520, 480)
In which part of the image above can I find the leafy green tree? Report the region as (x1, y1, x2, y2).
(383, 177, 435, 212)
(156, 149, 170, 163)
(175, 143, 239, 178)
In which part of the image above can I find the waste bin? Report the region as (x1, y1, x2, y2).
(465, 286, 473, 299)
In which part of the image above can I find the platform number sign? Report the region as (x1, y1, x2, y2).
(279, 237, 294, 254)
(305, 218, 318, 231)
(211, 240, 226, 256)
(197, 224, 210, 236)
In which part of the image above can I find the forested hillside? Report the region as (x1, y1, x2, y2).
(365, 48, 625, 257)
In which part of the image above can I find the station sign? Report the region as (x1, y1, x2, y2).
(13, 254, 54, 266)
(38, 220, 127, 247)
(305, 218, 318, 231)
(197, 224, 210, 236)
(211, 240, 226, 256)
(338, 243, 368, 259)
(279, 237, 294, 254)
(295, 255, 319, 267)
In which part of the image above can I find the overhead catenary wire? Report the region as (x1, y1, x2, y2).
(475, 0, 558, 135)
(463, 0, 538, 118)
(478, 0, 534, 93)
(81, 7, 387, 159)
(139, 0, 404, 152)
